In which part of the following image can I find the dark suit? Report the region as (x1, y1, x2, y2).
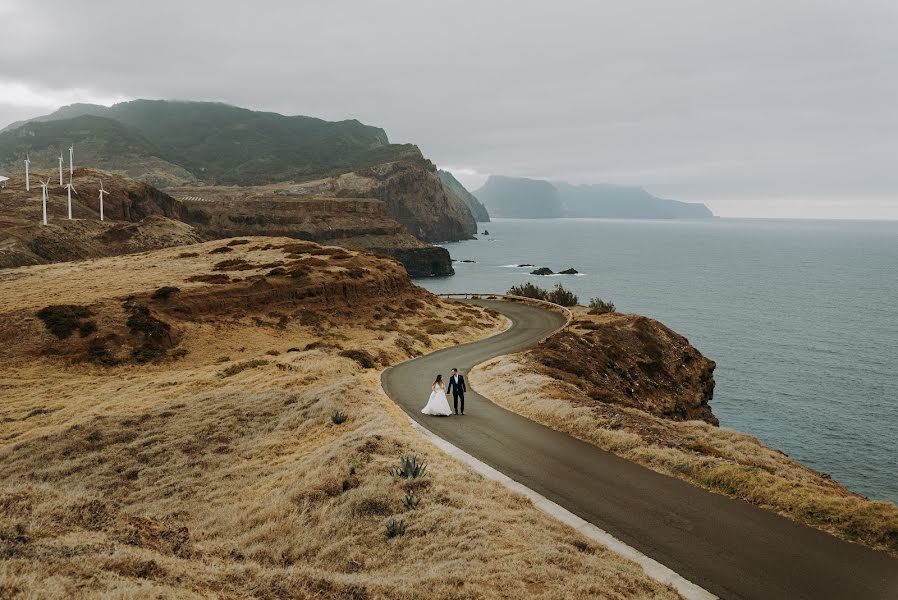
(447, 374, 466, 414)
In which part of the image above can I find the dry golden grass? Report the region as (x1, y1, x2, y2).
(472, 355, 898, 555)
(0, 240, 681, 599)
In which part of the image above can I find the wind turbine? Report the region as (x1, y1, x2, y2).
(69, 144, 74, 177)
(64, 180, 78, 220)
(58, 152, 64, 185)
(98, 180, 109, 221)
(39, 178, 51, 225)
(24, 152, 30, 191)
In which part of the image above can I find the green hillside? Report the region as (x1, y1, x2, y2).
(0, 100, 419, 185)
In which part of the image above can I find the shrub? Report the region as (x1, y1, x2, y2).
(78, 320, 98, 337)
(226, 239, 250, 246)
(588, 297, 616, 314)
(36, 305, 94, 339)
(213, 258, 250, 271)
(209, 246, 233, 254)
(546, 284, 579, 307)
(176, 252, 199, 259)
(507, 282, 548, 301)
(390, 455, 427, 479)
(386, 518, 406, 538)
(403, 492, 420, 509)
(339, 349, 377, 369)
(150, 286, 180, 301)
(186, 273, 230, 284)
(331, 410, 348, 425)
(219, 359, 269, 378)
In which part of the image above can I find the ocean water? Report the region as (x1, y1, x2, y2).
(417, 218, 898, 505)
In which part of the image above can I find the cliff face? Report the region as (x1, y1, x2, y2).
(438, 170, 490, 222)
(302, 159, 477, 242)
(531, 311, 717, 424)
(169, 183, 454, 277)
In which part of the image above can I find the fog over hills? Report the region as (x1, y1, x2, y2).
(475, 175, 713, 219)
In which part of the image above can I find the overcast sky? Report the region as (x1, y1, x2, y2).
(1, 0, 896, 218)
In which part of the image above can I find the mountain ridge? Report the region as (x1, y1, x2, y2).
(475, 174, 713, 219)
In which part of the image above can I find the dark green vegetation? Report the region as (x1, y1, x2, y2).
(385, 518, 406, 538)
(588, 297, 616, 314)
(0, 100, 421, 186)
(125, 303, 174, 363)
(330, 410, 348, 425)
(507, 282, 579, 307)
(438, 170, 490, 222)
(389, 455, 427, 479)
(36, 305, 95, 339)
(475, 175, 713, 219)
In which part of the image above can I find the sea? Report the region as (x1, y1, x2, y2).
(417, 218, 898, 505)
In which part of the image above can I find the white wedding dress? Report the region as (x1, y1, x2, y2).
(421, 383, 453, 416)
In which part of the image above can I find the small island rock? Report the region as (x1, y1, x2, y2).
(531, 267, 554, 275)
(559, 268, 579, 275)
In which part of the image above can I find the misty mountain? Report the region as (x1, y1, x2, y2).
(474, 175, 563, 218)
(474, 175, 713, 219)
(438, 170, 490, 222)
(0, 100, 419, 186)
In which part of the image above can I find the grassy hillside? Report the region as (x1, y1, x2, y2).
(0, 241, 681, 599)
(0, 100, 420, 185)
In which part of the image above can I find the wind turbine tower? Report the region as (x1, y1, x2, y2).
(69, 144, 74, 177)
(98, 180, 109, 221)
(64, 180, 78, 220)
(58, 153, 64, 185)
(39, 178, 50, 225)
(24, 153, 30, 191)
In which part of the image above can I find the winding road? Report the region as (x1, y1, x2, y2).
(381, 299, 898, 600)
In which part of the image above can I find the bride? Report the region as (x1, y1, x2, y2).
(421, 374, 453, 416)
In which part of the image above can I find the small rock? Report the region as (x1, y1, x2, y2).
(559, 268, 579, 275)
(530, 267, 554, 275)
(460, 259, 476, 263)
(482, 230, 490, 235)
(517, 263, 534, 268)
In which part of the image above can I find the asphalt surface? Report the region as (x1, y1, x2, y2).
(381, 299, 898, 600)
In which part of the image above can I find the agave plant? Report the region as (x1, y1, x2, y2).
(403, 492, 421, 509)
(386, 518, 406, 538)
(331, 410, 348, 425)
(389, 454, 427, 479)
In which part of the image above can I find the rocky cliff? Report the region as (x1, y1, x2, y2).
(531, 310, 717, 424)
(0, 168, 456, 277)
(292, 158, 477, 242)
(168, 182, 455, 277)
(438, 170, 490, 222)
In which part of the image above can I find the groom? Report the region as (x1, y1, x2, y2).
(447, 368, 467, 415)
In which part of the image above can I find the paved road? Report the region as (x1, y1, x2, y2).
(382, 299, 898, 600)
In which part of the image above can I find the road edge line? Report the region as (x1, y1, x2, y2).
(400, 413, 717, 600)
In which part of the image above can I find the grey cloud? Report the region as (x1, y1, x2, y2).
(0, 0, 896, 217)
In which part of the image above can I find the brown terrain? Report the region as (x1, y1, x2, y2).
(0, 241, 681, 599)
(0, 157, 476, 276)
(0, 170, 200, 268)
(472, 306, 898, 554)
